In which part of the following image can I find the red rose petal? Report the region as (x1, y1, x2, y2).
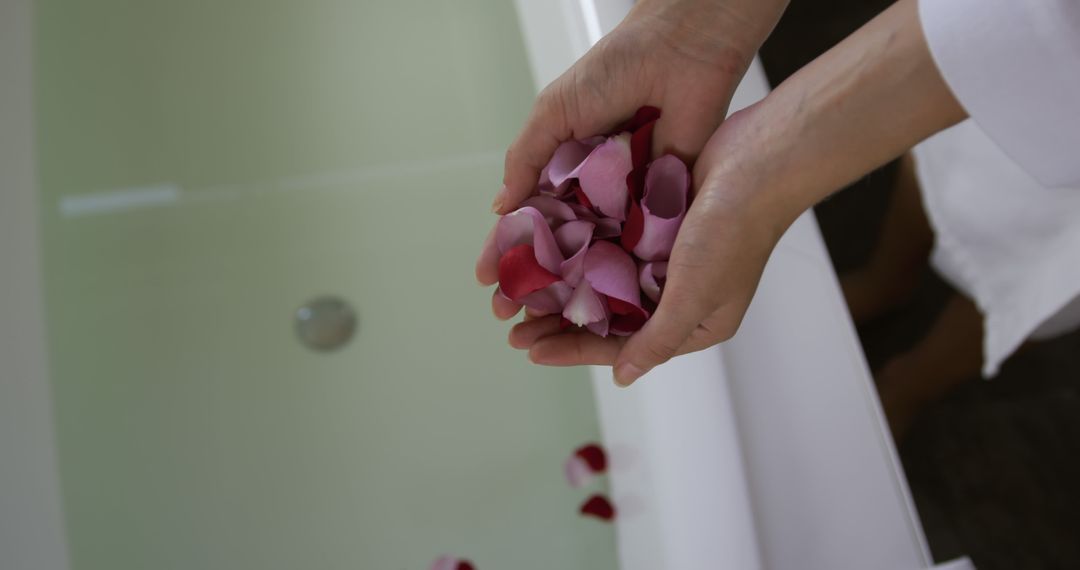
(580, 495, 616, 521)
(616, 105, 662, 135)
(607, 297, 639, 316)
(608, 297, 649, 335)
(457, 561, 475, 570)
(498, 244, 561, 302)
(575, 443, 607, 472)
(621, 198, 645, 253)
(573, 184, 594, 210)
(560, 317, 573, 330)
(566, 442, 609, 487)
(629, 118, 657, 170)
(611, 312, 648, 335)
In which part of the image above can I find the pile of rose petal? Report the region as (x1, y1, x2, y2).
(497, 107, 688, 336)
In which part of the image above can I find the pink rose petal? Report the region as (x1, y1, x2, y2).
(432, 556, 456, 570)
(593, 218, 622, 239)
(633, 155, 689, 261)
(568, 204, 621, 238)
(639, 261, 668, 303)
(576, 133, 633, 220)
(496, 207, 564, 274)
(431, 556, 456, 570)
(564, 455, 593, 488)
(584, 241, 649, 335)
(562, 281, 608, 331)
(543, 140, 597, 194)
(553, 221, 595, 257)
(584, 241, 641, 309)
(554, 221, 595, 286)
(498, 244, 560, 302)
(431, 556, 475, 570)
(520, 281, 573, 315)
(586, 318, 611, 337)
(521, 195, 577, 226)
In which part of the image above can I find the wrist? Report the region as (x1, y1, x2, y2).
(727, 0, 965, 220)
(695, 102, 805, 244)
(628, 0, 789, 77)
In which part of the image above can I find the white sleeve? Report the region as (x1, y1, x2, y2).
(919, 0, 1080, 188)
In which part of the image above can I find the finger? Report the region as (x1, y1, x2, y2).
(492, 290, 523, 320)
(498, 79, 618, 214)
(528, 331, 625, 366)
(496, 91, 569, 214)
(612, 309, 698, 386)
(475, 224, 500, 285)
(508, 315, 563, 349)
(681, 321, 728, 356)
(524, 306, 549, 318)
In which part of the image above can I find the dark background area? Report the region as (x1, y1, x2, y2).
(758, 1, 1080, 568)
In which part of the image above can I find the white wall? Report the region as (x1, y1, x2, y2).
(0, 0, 72, 567)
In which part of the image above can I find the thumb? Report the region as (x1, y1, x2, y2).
(496, 81, 619, 214)
(496, 91, 567, 213)
(613, 279, 712, 386)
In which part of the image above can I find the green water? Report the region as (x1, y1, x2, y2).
(35, 1, 616, 568)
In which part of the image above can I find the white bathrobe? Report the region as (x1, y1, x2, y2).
(915, 0, 1080, 376)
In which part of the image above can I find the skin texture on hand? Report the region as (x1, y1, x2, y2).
(485, 0, 965, 387)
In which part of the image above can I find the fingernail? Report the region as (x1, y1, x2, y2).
(613, 363, 645, 387)
(491, 184, 508, 213)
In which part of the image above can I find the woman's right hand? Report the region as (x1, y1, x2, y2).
(477, 0, 789, 313)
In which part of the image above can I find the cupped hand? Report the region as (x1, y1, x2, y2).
(494, 0, 967, 386)
(477, 0, 788, 321)
(508, 106, 798, 386)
